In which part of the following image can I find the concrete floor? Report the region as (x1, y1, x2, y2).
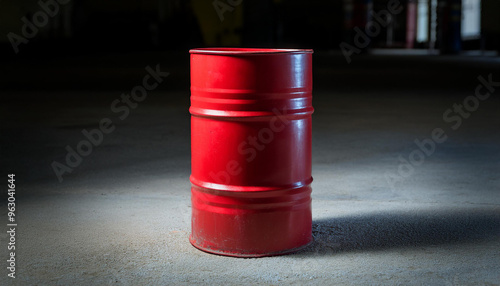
(1, 52, 500, 285)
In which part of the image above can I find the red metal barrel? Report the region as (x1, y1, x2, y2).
(189, 48, 314, 257)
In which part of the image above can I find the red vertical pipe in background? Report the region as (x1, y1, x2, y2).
(189, 48, 314, 257)
(406, 0, 417, 49)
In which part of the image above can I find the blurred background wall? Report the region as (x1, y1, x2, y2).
(0, 0, 498, 56)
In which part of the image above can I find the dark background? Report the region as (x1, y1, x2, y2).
(0, 0, 499, 57)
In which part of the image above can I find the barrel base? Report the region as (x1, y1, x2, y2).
(189, 235, 313, 258)
(190, 184, 312, 257)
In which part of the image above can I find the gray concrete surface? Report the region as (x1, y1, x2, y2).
(1, 52, 500, 285)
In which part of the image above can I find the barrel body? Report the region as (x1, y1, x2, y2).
(189, 48, 313, 257)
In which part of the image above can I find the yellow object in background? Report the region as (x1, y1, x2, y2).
(191, 0, 243, 47)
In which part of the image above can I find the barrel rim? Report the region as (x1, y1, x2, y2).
(190, 48, 314, 55)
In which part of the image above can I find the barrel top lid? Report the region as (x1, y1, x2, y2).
(190, 48, 313, 55)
